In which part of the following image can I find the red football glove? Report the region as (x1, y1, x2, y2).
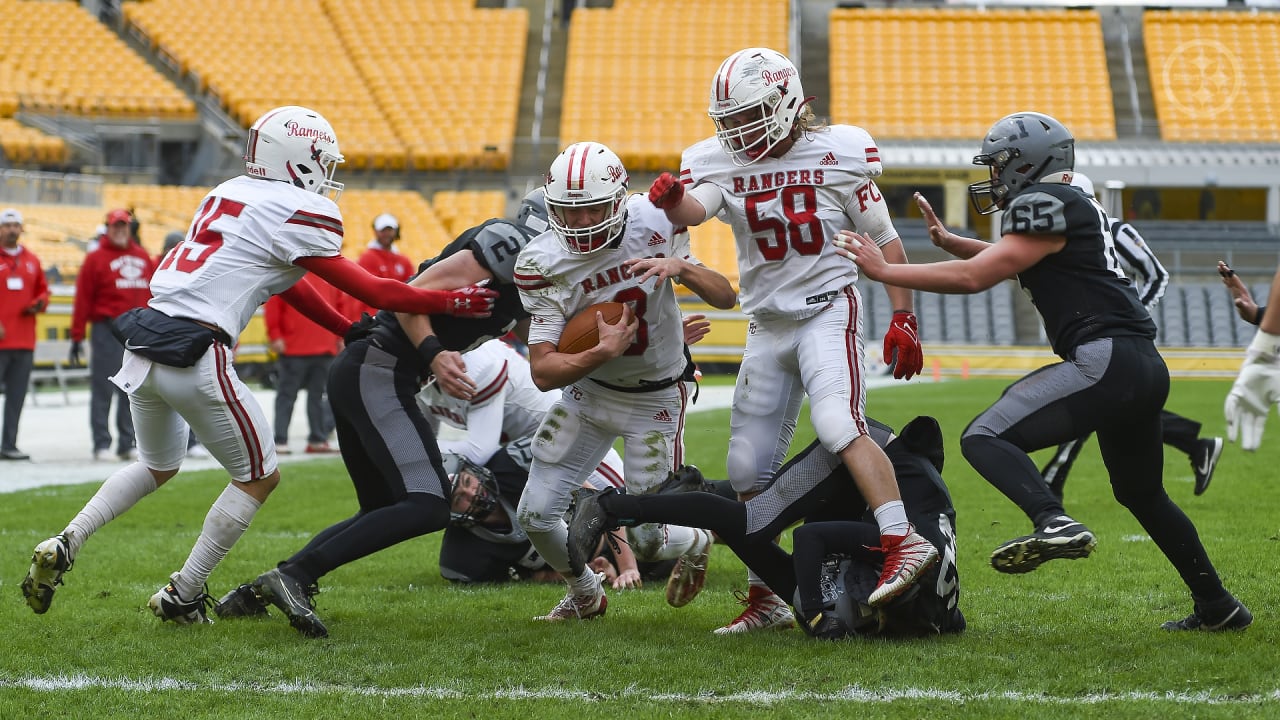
(431, 285, 499, 319)
(883, 311, 923, 380)
(648, 172, 685, 210)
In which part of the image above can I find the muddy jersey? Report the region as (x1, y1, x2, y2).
(679, 125, 897, 320)
(513, 195, 695, 388)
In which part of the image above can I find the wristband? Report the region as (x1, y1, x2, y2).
(1247, 328, 1280, 360)
(1257, 304, 1267, 326)
(417, 335, 445, 368)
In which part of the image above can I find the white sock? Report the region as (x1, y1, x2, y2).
(747, 568, 768, 590)
(572, 565, 600, 595)
(172, 484, 261, 599)
(64, 463, 158, 558)
(872, 500, 910, 537)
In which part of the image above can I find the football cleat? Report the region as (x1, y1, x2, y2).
(22, 534, 73, 615)
(253, 568, 327, 638)
(990, 516, 1096, 574)
(1191, 437, 1223, 496)
(714, 586, 796, 634)
(566, 487, 616, 572)
(1163, 597, 1252, 631)
(213, 583, 270, 619)
(654, 464, 712, 495)
(148, 574, 213, 625)
(535, 572, 607, 621)
(666, 529, 712, 608)
(869, 527, 939, 607)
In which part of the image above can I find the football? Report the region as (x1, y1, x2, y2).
(557, 302, 626, 354)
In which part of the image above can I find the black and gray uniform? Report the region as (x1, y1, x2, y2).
(959, 181, 1230, 603)
(438, 447, 546, 583)
(602, 415, 965, 636)
(277, 219, 538, 588)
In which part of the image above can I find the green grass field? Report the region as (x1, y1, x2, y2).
(2, 376, 1277, 718)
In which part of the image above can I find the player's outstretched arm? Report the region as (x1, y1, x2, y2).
(648, 172, 709, 227)
(278, 280, 354, 336)
(1219, 260, 1263, 325)
(296, 255, 496, 318)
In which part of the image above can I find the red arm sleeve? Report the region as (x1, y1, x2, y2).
(295, 254, 452, 315)
(278, 278, 351, 337)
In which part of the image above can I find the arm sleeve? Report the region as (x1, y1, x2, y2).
(686, 183, 724, 222)
(278, 279, 351, 337)
(295, 254, 455, 315)
(1110, 221, 1169, 309)
(437, 391, 506, 465)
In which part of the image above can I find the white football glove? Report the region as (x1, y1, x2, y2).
(1225, 329, 1280, 451)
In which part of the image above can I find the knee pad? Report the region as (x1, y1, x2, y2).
(531, 405, 580, 466)
(809, 394, 859, 454)
(727, 434, 768, 494)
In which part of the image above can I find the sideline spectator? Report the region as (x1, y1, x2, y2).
(0, 208, 50, 461)
(264, 273, 344, 454)
(351, 213, 415, 319)
(71, 208, 155, 461)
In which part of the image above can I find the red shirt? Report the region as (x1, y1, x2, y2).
(71, 238, 155, 341)
(264, 274, 348, 356)
(0, 245, 50, 351)
(352, 244, 416, 318)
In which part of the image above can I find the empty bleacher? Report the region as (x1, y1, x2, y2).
(1144, 10, 1280, 142)
(829, 8, 1116, 141)
(432, 190, 509, 237)
(559, 0, 789, 172)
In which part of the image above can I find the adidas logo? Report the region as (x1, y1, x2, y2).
(648, 232, 666, 246)
(653, 408, 673, 422)
(819, 152, 838, 166)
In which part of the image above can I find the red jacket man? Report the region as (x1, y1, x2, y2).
(352, 212, 415, 319)
(0, 208, 50, 460)
(71, 208, 156, 460)
(264, 274, 348, 453)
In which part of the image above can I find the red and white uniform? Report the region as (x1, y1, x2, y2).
(118, 175, 344, 482)
(416, 338, 623, 492)
(512, 195, 704, 565)
(680, 126, 898, 493)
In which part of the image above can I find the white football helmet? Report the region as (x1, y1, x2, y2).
(543, 142, 629, 255)
(708, 48, 806, 166)
(244, 105, 345, 199)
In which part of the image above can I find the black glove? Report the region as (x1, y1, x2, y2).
(344, 312, 376, 345)
(68, 340, 84, 367)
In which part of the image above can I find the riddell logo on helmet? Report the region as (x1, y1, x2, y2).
(284, 120, 334, 145)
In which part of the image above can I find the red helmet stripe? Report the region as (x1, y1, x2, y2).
(716, 54, 741, 101)
(568, 143, 591, 191)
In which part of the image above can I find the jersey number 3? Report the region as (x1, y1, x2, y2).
(157, 197, 246, 273)
(745, 186, 823, 261)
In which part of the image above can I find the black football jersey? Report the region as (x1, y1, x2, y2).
(1002, 183, 1156, 357)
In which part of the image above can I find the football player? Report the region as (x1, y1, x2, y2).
(646, 47, 936, 632)
(213, 188, 548, 638)
(838, 111, 1250, 631)
(1040, 174, 1223, 498)
(20, 105, 496, 623)
(1225, 262, 1280, 452)
(571, 416, 964, 638)
(513, 141, 737, 621)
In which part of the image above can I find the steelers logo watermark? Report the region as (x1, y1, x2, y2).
(1161, 39, 1242, 118)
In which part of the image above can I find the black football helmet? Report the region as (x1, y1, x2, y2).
(445, 454, 500, 527)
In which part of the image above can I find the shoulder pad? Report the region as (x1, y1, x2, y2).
(470, 220, 536, 284)
(1001, 190, 1069, 236)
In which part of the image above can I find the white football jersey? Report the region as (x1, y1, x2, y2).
(417, 339, 557, 463)
(514, 195, 693, 387)
(149, 175, 344, 337)
(680, 125, 898, 319)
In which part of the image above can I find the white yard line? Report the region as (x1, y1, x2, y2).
(3, 674, 1276, 706)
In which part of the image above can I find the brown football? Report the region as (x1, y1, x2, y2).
(557, 302, 626, 354)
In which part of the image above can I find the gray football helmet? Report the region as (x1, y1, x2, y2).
(444, 454, 499, 527)
(516, 186, 550, 234)
(968, 111, 1075, 215)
